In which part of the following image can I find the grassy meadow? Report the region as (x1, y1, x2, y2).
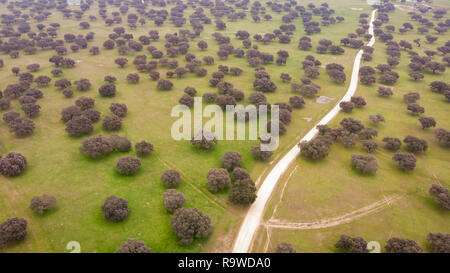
(0, 0, 378, 252)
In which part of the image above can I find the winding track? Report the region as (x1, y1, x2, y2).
(232, 9, 378, 253)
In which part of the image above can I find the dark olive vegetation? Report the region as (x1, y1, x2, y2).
(0, 152, 27, 177)
(135, 140, 154, 157)
(206, 168, 231, 193)
(0, 218, 27, 246)
(429, 184, 450, 211)
(102, 195, 129, 222)
(170, 208, 211, 245)
(274, 242, 296, 253)
(221, 151, 242, 171)
(116, 156, 141, 175)
(299, 136, 332, 160)
(29, 194, 57, 214)
(335, 235, 368, 253)
(351, 154, 378, 174)
(163, 189, 186, 213)
(79, 134, 113, 159)
(385, 238, 423, 253)
(191, 130, 218, 149)
(427, 233, 450, 253)
(229, 178, 257, 205)
(116, 239, 151, 253)
(109, 134, 131, 152)
(102, 115, 122, 131)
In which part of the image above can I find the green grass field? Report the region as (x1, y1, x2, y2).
(253, 1, 450, 253)
(0, 0, 382, 253)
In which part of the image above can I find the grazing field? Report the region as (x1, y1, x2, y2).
(253, 1, 450, 253)
(0, 0, 389, 253)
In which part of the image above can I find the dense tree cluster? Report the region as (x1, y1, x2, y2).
(170, 208, 211, 245)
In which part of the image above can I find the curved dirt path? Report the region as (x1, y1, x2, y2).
(232, 9, 378, 253)
(265, 195, 401, 230)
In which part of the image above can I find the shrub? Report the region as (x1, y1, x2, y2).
(275, 243, 296, 253)
(161, 170, 181, 188)
(203, 93, 218, 103)
(8, 117, 35, 137)
(82, 109, 101, 123)
(75, 97, 95, 111)
(116, 156, 141, 175)
(102, 195, 129, 222)
(385, 238, 423, 253)
(179, 95, 194, 108)
(63, 88, 73, 98)
(0, 98, 11, 111)
(377, 86, 393, 97)
(289, 96, 305, 108)
(369, 114, 385, 125)
(339, 101, 354, 113)
(3, 111, 20, 125)
(229, 178, 256, 205)
(435, 128, 450, 147)
(116, 239, 151, 253)
(109, 134, 131, 152)
(191, 130, 218, 149)
(135, 141, 153, 157)
(170, 208, 211, 245)
(207, 168, 231, 192)
(65, 116, 93, 136)
(335, 235, 368, 253)
(29, 195, 57, 214)
(350, 96, 366, 108)
(299, 136, 331, 160)
(418, 116, 436, 129)
(403, 136, 428, 153)
(0, 152, 27, 177)
(362, 140, 378, 153)
(163, 189, 186, 212)
(126, 73, 140, 84)
(382, 137, 401, 151)
(392, 152, 416, 171)
(340, 118, 364, 134)
(221, 151, 242, 171)
(109, 103, 127, 117)
(79, 134, 113, 158)
(0, 218, 27, 245)
(157, 79, 173, 90)
(427, 233, 450, 253)
(231, 167, 250, 181)
(61, 106, 81, 122)
(102, 115, 122, 131)
(351, 154, 378, 174)
(21, 103, 41, 118)
(429, 184, 450, 210)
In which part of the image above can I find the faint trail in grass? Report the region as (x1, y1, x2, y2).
(265, 195, 401, 230)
